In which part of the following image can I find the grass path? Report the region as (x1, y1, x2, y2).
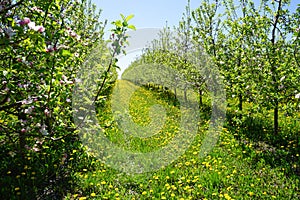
(66, 80, 300, 200)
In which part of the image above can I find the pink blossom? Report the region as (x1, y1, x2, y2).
(19, 17, 31, 26)
(28, 21, 45, 32)
(44, 108, 50, 116)
(28, 21, 36, 30)
(46, 45, 54, 53)
(36, 25, 45, 33)
(70, 31, 77, 37)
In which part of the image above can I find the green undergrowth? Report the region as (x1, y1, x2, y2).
(65, 80, 300, 200)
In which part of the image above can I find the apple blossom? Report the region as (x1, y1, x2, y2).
(28, 21, 36, 30)
(36, 25, 45, 33)
(28, 21, 45, 32)
(19, 17, 31, 26)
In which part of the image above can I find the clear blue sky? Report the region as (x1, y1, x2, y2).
(91, 0, 299, 78)
(93, 0, 298, 33)
(93, 0, 198, 32)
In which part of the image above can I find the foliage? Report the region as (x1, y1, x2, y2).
(0, 0, 134, 199)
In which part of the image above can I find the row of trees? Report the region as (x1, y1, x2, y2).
(0, 0, 136, 198)
(123, 0, 300, 135)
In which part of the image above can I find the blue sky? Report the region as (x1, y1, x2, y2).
(91, 0, 299, 78)
(94, 0, 198, 31)
(93, 0, 299, 35)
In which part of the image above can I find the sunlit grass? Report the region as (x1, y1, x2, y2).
(66, 80, 300, 199)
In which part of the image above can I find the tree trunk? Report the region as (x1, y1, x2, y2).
(239, 93, 243, 111)
(199, 89, 203, 107)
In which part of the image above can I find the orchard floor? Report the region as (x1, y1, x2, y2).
(64, 80, 300, 200)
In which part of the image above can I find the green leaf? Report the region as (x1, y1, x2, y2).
(126, 14, 134, 22)
(114, 20, 122, 28)
(62, 50, 72, 56)
(128, 25, 136, 30)
(120, 14, 126, 21)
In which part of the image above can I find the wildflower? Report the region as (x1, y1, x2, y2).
(90, 193, 96, 197)
(295, 93, 300, 99)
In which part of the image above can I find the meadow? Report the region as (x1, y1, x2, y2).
(63, 80, 300, 200)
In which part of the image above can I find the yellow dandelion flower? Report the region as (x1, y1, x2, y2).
(90, 193, 96, 197)
(224, 193, 232, 200)
(248, 192, 254, 196)
(142, 191, 147, 195)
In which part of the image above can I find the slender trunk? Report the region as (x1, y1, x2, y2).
(238, 93, 243, 111)
(269, 0, 282, 135)
(199, 89, 203, 106)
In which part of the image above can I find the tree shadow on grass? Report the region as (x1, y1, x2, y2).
(225, 110, 300, 177)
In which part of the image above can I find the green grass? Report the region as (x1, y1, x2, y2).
(64, 80, 299, 200)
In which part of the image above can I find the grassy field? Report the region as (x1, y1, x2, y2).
(65, 80, 300, 200)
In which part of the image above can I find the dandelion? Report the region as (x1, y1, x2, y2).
(90, 193, 96, 197)
(224, 194, 232, 200)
